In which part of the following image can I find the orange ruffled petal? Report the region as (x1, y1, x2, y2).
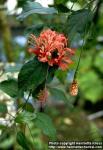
(28, 29, 75, 70)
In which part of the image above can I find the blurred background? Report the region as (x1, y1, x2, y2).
(0, 0, 103, 149)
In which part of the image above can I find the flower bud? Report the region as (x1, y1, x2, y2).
(37, 88, 48, 102)
(70, 80, 78, 96)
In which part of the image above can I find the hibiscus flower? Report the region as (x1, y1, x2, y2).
(28, 29, 75, 70)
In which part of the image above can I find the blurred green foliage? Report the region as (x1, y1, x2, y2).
(0, 0, 103, 149)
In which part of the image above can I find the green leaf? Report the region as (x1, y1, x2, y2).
(49, 87, 68, 102)
(18, 57, 48, 92)
(15, 111, 36, 124)
(49, 87, 73, 107)
(78, 71, 103, 103)
(18, 1, 58, 20)
(0, 103, 7, 113)
(54, 4, 71, 13)
(0, 136, 14, 149)
(22, 103, 34, 112)
(66, 9, 93, 41)
(17, 0, 32, 8)
(0, 79, 18, 98)
(35, 112, 56, 140)
(25, 24, 44, 36)
(54, 0, 69, 5)
(47, 66, 58, 83)
(45, 22, 65, 32)
(94, 51, 103, 73)
(16, 131, 30, 150)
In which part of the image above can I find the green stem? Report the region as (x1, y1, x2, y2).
(73, 7, 96, 80)
(73, 39, 85, 80)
